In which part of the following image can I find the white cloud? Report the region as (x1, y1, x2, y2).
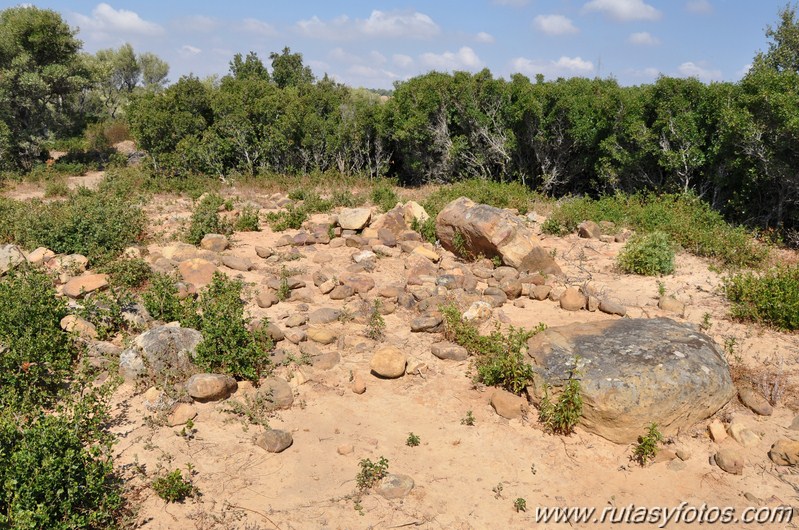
(175, 15, 217, 32)
(685, 0, 713, 14)
(476, 31, 495, 43)
(629, 67, 661, 79)
(493, 0, 530, 6)
(420, 47, 483, 71)
(677, 61, 721, 82)
(179, 44, 202, 56)
(330, 47, 361, 63)
(74, 3, 163, 38)
(735, 63, 752, 78)
(296, 10, 439, 40)
(511, 56, 595, 78)
(369, 51, 387, 65)
(628, 31, 659, 45)
(242, 18, 277, 36)
(533, 14, 579, 35)
(348, 64, 398, 80)
(582, 0, 662, 21)
(393, 54, 414, 68)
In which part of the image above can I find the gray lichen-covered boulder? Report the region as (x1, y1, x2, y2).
(526, 318, 736, 443)
(436, 197, 561, 275)
(119, 325, 203, 380)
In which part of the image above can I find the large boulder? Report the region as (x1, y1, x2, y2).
(436, 197, 561, 275)
(526, 318, 735, 443)
(119, 325, 203, 379)
(0, 244, 25, 275)
(337, 208, 372, 231)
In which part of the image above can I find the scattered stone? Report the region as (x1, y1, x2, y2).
(403, 201, 429, 225)
(410, 312, 443, 332)
(490, 389, 528, 420)
(600, 235, 615, 243)
(166, 403, 197, 427)
(728, 422, 761, 448)
(307, 327, 337, 345)
(312, 351, 340, 370)
(255, 246, 274, 259)
(62, 274, 109, 298)
(222, 255, 252, 271)
(377, 474, 414, 499)
(257, 377, 294, 410)
(276, 234, 293, 247)
(370, 345, 407, 378)
(577, 221, 601, 239)
(352, 250, 376, 263)
(200, 234, 229, 252)
(483, 286, 508, 308)
(412, 246, 440, 262)
(738, 387, 773, 416)
(676, 449, 691, 461)
(658, 296, 686, 316)
(309, 308, 341, 325)
(256, 290, 279, 308)
(599, 299, 627, 316)
(319, 279, 337, 294)
(256, 429, 293, 453)
(463, 300, 492, 323)
(708, 419, 728, 443)
(526, 318, 736, 443)
(715, 448, 744, 475)
(337, 444, 354, 455)
(60, 315, 97, 339)
(26, 247, 55, 266)
(667, 459, 687, 471)
(0, 244, 25, 275)
(119, 325, 203, 380)
(285, 329, 307, 344)
(500, 279, 522, 299)
(615, 229, 633, 243)
(352, 373, 367, 394)
(559, 287, 586, 311)
(186, 373, 237, 402)
(178, 258, 217, 289)
(285, 314, 308, 328)
(768, 439, 799, 466)
(431, 342, 468, 361)
(530, 284, 552, 301)
(263, 322, 284, 342)
(790, 415, 799, 431)
(338, 208, 372, 230)
(436, 197, 561, 275)
(340, 274, 375, 294)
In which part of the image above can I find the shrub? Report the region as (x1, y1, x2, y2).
(100, 257, 152, 288)
(725, 265, 799, 330)
(406, 432, 420, 447)
(632, 423, 663, 466)
(186, 193, 231, 245)
(0, 269, 75, 410)
(76, 288, 137, 341)
(44, 178, 70, 197)
(141, 272, 197, 325)
(365, 299, 386, 341)
(411, 216, 437, 244)
(151, 469, 197, 503)
(538, 363, 583, 435)
(371, 182, 399, 212)
(234, 205, 260, 232)
(617, 231, 675, 276)
(422, 179, 540, 218)
(192, 273, 274, 381)
(356, 457, 389, 492)
(265, 206, 308, 232)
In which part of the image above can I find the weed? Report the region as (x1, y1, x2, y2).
(176, 418, 196, 441)
(491, 255, 503, 268)
(371, 182, 399, 213)
(617, 231, 675, 276)
(223, 392, 273, 430)
(141, 272, 197, 325)
(632, 423, 663, 466)
(492, 483, 504, 499)
(406, 432, 420, 447)
(700, 312, 712, 331)
(538, 361, 583, 435)
(656, 280, 666, 298)
(265, 205, 308, 231)
(234, 205, 260, 232)
(452, 231, 469, 259)
(723, 337, 741, 365)
(461, 410, 475, 426)
(276, 266, 291, 302)
(77, 287, 137, 340)
(365, 299, 386, 341)
(411, 216, 437, 244)
(151, 469, 197, 503)
(100, 256, 152, 289)
(356, 457, 389, 492)
(186, 192, 231, 245)
(514, 498, 527, 513)
(44, 178, 70, 197)
(724, 265, 799, 330)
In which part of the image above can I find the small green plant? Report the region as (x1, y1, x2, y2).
(234, 205, 260, 231)
(276, 266, 291, 302)
(491, 255, 503, 268)
(700, 312, 712, 331)
(356, 456, 389, 492)
(492, 483, 504, 499)
(723, 336, 741, 365)
(44, 178, 70, 197)
(541, 217, 566, 236)
(411, 216, 437, 244)
(223, 391, 274, 430)
(514, 497, 527, 512)
(452, 231, 469, 259)
(77, 287, 136, 340)
(461, 410, 475, 426)
(656, 280, 666, 298)
(177, 418, 196, 440)
(151, 469, 197, 503)
(186, 192, 231, 245)
(406, 432, 420, 447)
(365, 299, 386, 341)
(538, 361, 584, 435)
(724, 265, 799, 331)
(371, 182, 399, 212)
(100, 256, 152, 288)
(617, 231, 675, 276)
(632, 422, 663, 466)
(266, 205, 308, 231)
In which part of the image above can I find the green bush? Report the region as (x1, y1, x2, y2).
(632, 423, 663, 466)
(538, 365, 583, 436)
(265, 206, 308, 231)
(234, 205, 260, 232)
(151, 469, 196, 503)
(0, 269, 75, 410)
(141, 272, 197, 325)
(76, 288, 137, 341)
(100, 257, 152, 288)
(371, 182, 399, 213)
(725, 265, 799, 330)
(186, 193, 231, 245)
(44, 178, 70, 198)
(411, 216, 437, 244)
(192, 273, 274, 381)
(617, 231, 675, 276)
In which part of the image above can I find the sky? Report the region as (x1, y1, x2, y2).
(16, 0, 793, 89)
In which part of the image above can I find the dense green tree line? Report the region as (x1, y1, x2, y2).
(2, 5, 799, 237)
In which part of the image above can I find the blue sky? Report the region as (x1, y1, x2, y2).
(18, 1, 791, 89)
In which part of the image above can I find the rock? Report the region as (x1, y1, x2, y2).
(708, 419, 728, 443)
(500, 279, 522, 299)
(377, 474, 414, 499)
(790, 415, 799, 431)
(769, 439, 799, 466)
(490, 389, 528, 420)
(285, 314, 308, 328)
(483, 286, 507, 308)
(352, 373, 366, 394)
(161, 243, 197, 262)
(738, 387, 773, 416)
(166, 403, 197, 427)
(319, 279, 337, 294)
(526, 318, 736, 443)
(431, 342, 468, 361)
(340, 274, 375, 294)
(312, 351, 340, 370)
(715, 448, 744, 475)
(436, 197, 561, 275)
(493, 266, 519, 281)
(178, 258, 218, 289)
(599, 300, 627, 316)
(119, 325, 203, 380)
(410, 313, 443, 332)
(309, 308, 341, 325)
(370, 345, 407, 378)
(256, 290, 279, 308)
(412, 246, 440, 262)
(463, 300, 492, 323)
(728, 422, 760, 448)
(255, 429, 293, 453)
(290, 287, 316, 303)
(338, 208, 372, 230)
(337, 443, 354, 455)
(62, 274, 109, 298)
(352, 250, 376, 263)
(200, 234, 229, 252)
(658, 296, 686, 316)
(378, 229, 397, 247)
(60, 315, 97, 339)
(0, 244, 25, 275)
(143, 387, 175, 412)
(26, 247, 54, 266)
(255, 246, 274, 259)
(559, 287, 586, 311)
(587, 295, 600, 312)
(530, 285, 552, 301)
(307, 327, 337, 345)
(285, 330, 307, 344)
(257, 377, 294, 410)
(186, 373, 237, 402)
(577, 221, 601, 239)
(403, 201, 430, 225)
(222, 255, 252, 271)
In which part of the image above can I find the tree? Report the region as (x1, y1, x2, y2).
(269, 47, 314, 89)
(753, 3, 799, 73)
(0, 6, 89, 169)
(139, 52, 169, 90)
(228, 51, 269, 82)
